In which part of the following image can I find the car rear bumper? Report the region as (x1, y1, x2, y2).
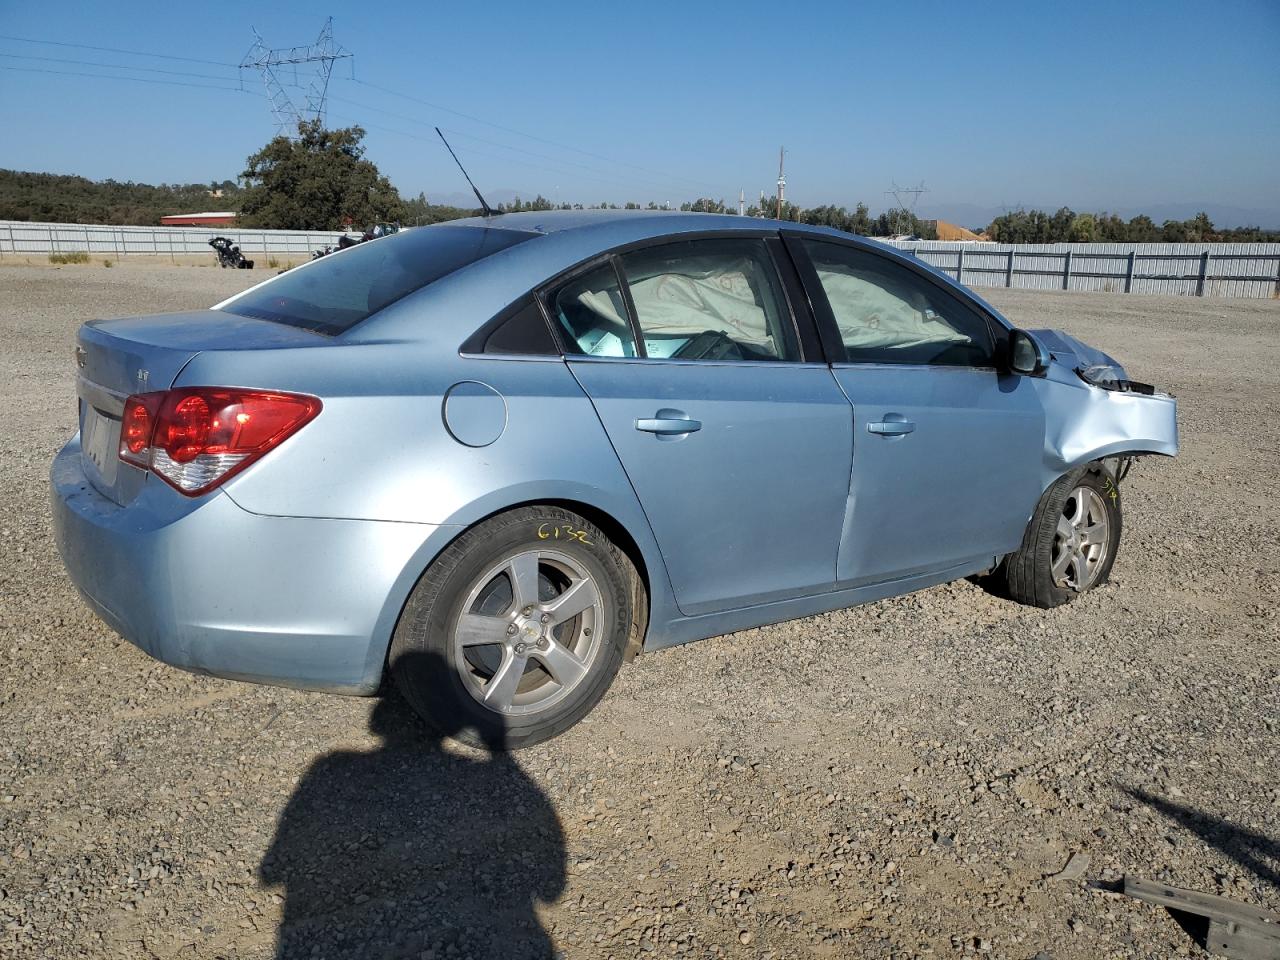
(50, 436, 445, 695)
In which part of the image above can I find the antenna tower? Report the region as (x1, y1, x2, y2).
(776, 147, 786, 219)
(885, 180, 928, 235)
(240, 18, 352, 137)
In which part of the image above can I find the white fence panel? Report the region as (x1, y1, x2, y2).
(884, 240, 1280, 298)
(4, 221, 1279, 298)
(0, 220, 349, 258)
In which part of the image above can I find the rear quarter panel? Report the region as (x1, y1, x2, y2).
(176, 341, 681, 644)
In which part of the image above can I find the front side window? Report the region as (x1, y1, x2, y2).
(222, 225, 535, 336)
(550, 262, 638, 357)
(618, 239, 799, 361)
(802, 239, 994, 366)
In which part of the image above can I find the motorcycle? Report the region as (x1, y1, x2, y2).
(208, 237, 254, 269)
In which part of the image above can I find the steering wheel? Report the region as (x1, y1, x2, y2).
(673, 329, 746, 361)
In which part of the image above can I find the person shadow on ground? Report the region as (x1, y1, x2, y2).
(258, 652, 566, 960)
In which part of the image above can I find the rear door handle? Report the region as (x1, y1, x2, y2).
(867, 418, 915, 436)
(636, 409, 702, 435)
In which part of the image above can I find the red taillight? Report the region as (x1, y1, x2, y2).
(120, 394, 161, 462)
(118, 387, 321, 495)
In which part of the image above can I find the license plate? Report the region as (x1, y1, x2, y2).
(82, 407, 119, 486)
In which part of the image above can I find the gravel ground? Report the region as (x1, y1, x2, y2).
(1, 262, 1277, 960)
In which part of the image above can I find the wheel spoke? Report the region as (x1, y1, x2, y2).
(505, 552, 541, 611)
(544, 577, 599, 625)
(1066, 550, 1087, 589)
(535, 639, 588, 687)
(1069, 488, 1089, 527)
(482, 650, 528, 709)
(456, 613, 509, 647)
(1051, 546, 1072, 581)
(1056, 515, 1074, 543)
(1080, 522, 1107, 545)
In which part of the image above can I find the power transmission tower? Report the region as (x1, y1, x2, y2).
(885, 180, 928, 236)
(776, 147, 786, 219)
(240, 17, 352, 138)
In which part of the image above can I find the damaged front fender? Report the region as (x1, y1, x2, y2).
(1028, 328, 1179, 483)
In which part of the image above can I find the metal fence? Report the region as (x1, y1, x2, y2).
(3, 220, 1279, 298)
(882, 239, 1280, 298)
(0, 220, 345, 258)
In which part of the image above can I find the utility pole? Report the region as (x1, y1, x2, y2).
(776, 147, 786, 220)
(240, 18, 352, 137)
(885, 180, 928, 236)
(739, 189, 745, 217)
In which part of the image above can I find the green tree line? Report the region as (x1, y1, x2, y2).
(987, 207, 1280, 243)
(0, 169, 242, 225)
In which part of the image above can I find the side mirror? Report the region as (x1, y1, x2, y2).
(1008, 329, 1050, 376)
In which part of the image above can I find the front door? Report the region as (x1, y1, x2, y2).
(790, 236, 1045, 586)
(549, 237, 853, 616)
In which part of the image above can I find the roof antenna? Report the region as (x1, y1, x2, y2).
(435, 127, 497, 217)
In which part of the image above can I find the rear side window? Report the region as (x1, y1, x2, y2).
(221, 225, 535, 335)
(466, 295, 558, 356)
(550, 262, 638, 358)
(618, 238, 798, 361)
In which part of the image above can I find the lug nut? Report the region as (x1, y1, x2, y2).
(514, 642, 527, 654)
(540, 613, 551, 624)
(506, 623, 517, 636)
(537, 638, 549, 650)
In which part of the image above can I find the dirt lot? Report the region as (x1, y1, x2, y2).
(1, 262, 1277, 960)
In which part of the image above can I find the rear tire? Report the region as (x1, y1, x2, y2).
(389, 506, 638, 750)
(1002, 466, 1122, 608)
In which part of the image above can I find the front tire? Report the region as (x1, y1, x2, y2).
(1003, 466, 1122, 608)
(389, 506, 638, 750)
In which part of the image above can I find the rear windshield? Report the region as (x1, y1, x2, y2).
(220, 225, 535, 335)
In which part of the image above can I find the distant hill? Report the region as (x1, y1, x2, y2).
(0, 170, 243, 225)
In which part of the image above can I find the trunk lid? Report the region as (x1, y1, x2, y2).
(74, 310, 325, 504)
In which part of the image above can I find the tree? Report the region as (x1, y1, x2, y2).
(1068, 212, 1099, 242)
(681, 198, 728, 213)
(238, 121, 405, 230)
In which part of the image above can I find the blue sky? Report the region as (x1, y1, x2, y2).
(1, 0, 1278, 224)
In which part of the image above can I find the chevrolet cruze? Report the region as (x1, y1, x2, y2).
(51, 211, 1178, 747)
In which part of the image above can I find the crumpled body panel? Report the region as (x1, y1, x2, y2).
(1030, 328, 1178, 482)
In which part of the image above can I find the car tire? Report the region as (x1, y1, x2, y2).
(1002, 465, 1122, 608)
(389, 505, 640, 750)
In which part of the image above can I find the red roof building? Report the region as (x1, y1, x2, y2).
(160, 212, 237, 227)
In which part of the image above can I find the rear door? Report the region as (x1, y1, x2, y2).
(787, 235, 1044, 587)
(549, 235, 852, 617)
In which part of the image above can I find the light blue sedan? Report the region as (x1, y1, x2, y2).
(51, 211, 1178, 747)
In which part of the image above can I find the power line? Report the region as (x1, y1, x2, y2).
(0, 52, 245, 84)
(325, 110, 669, 194)
(2, 30, 723, 199)
(0, 64, 258, 94)
(0, 33, 239, 67)
(326, 94, 703, 196)
(351, 77, 721, 193)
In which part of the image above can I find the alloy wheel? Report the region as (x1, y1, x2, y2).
(452, 549, 604, 716)
(1051, 485, 1111, 592)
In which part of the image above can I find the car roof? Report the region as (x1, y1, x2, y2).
(449, 208, 845, 240)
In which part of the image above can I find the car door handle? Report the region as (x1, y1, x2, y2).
(867, 418, 915, 436)
(636, 411, 702, 435)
